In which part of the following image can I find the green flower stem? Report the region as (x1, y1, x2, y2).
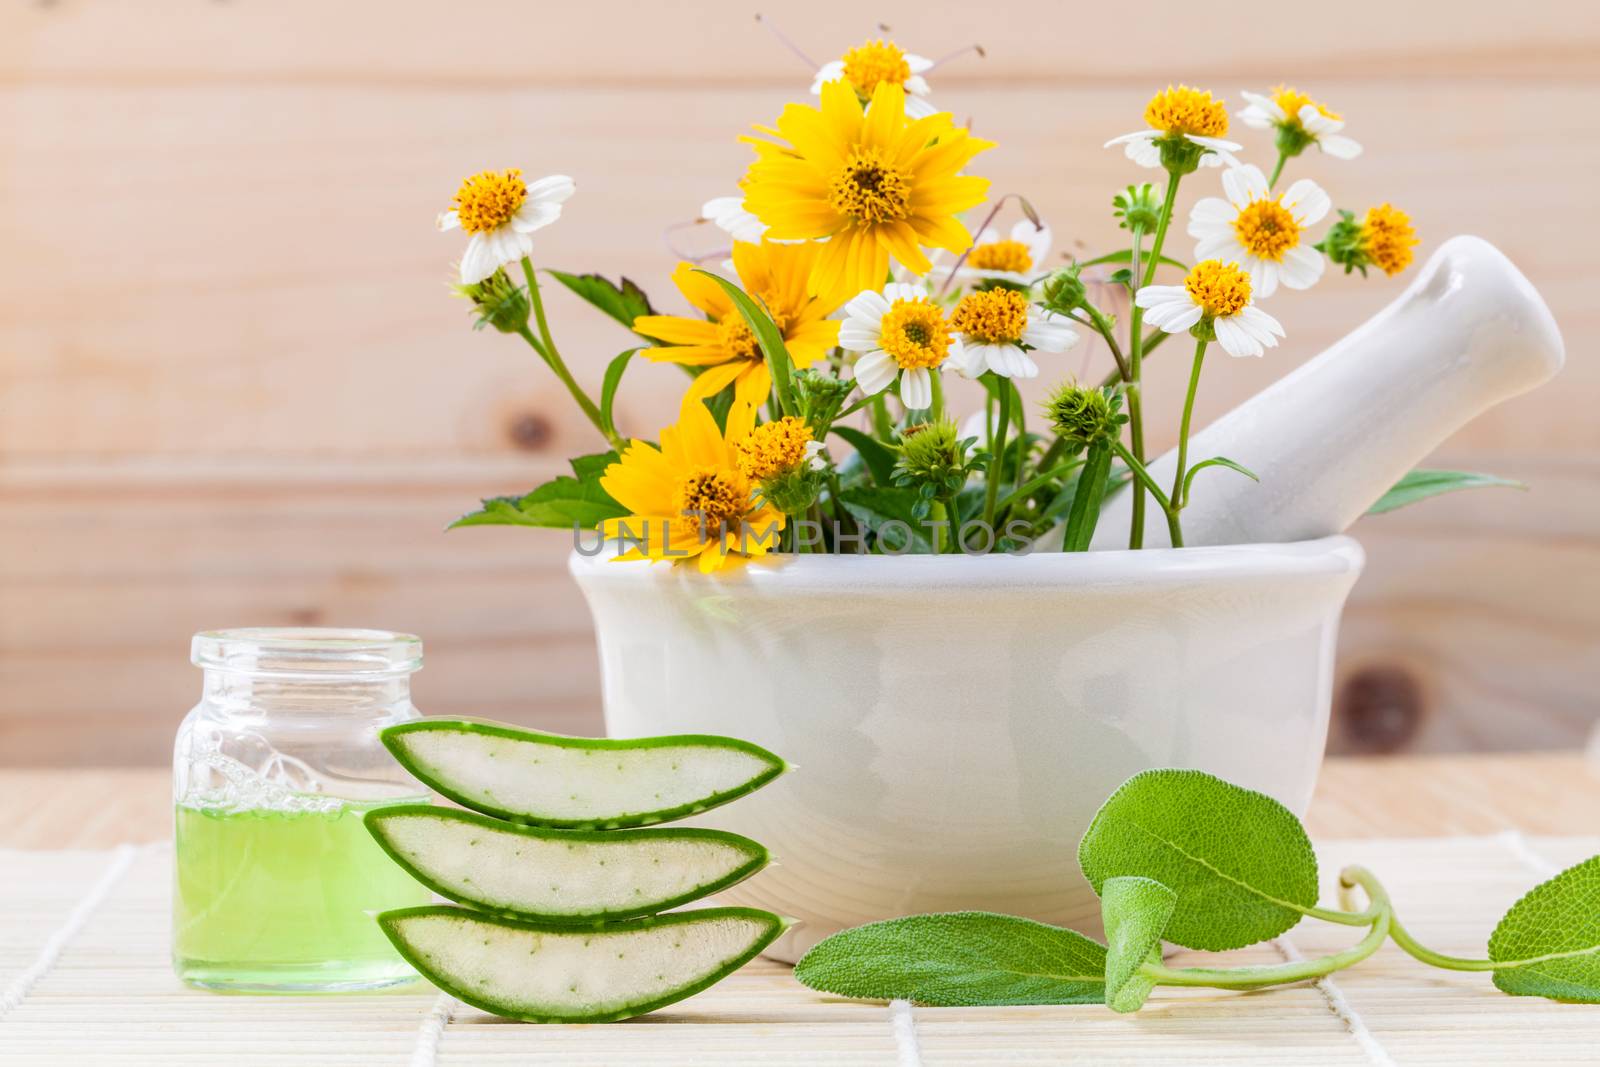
(1125, 220, 1149, 549)
(1109, 440, 1172, 513)
(1142, 867, 1393, 990)
(871, 395, 893, 439)
(928, 368, 945, 422)
(1095, 329, 1171, 391)
(1009, 379, 1029, 486)
(520, 258, 621, 451)
(1078, 301, 1130, 382)
(1164, 336, 1208, 548)
(1142, 178, 1182, 289)
(1268, 150, 1289, 190)
(982, 378, 1012, 531)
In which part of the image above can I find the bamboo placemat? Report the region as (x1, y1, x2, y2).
(3, 836, 1598, 1065)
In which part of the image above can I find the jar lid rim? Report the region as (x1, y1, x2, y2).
(191, 628, 423, 675)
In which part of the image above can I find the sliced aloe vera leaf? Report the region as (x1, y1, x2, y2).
(378, 905, 785, 1022)
(364, 805, 769, 922)
(381, 718, 787, 828)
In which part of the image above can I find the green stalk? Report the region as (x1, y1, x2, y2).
(520, 258, 621, 451)
(995, 459, 1085, 518)
(1108, 440, 1171, 513)
(1141, 867, 1392, 990)
(982, 379, 1012, 531)
(1268, 150, 1288, 190)
(1165, 336, 1208, 548)
(928, 368, 945, 422)
(871, 395, 893, 439)
(1124, 221, 1149, 549)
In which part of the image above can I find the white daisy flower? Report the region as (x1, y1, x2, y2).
(701, 195, 767, 244)
(948, 288, 1079, 380)
(804, 439, 828, 471)
(811, 39, 938, 119)
(1105, 85, 1241, 171)
(954, 220, 1054, 286)
(438, 170, 573, 285)
(1135, 260, 1285, 359)
(1186, 164, 1331, 298)
(1239, 87, 1362, 160)
(839, 283, 962, 409)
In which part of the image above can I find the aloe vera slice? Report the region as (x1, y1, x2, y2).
(364, 805, 769, 922)
(378, 905, 785, 1022)
(380, 718, 787, 828)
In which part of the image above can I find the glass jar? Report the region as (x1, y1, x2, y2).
(172, 628, 432, 992)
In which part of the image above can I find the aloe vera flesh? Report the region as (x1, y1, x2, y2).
(381, 719, 786, 828)
(378, 905, 784, 1022)
(364, 806, 768, 922)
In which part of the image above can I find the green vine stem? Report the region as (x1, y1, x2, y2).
(519, 258, 621, 451)
(1268, 150, 1289, 190)
(1141, 867, 1393, 990)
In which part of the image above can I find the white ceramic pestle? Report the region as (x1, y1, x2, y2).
(1090, 235, 1565, 549)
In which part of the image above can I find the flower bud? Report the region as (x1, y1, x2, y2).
(1045, 381, 1126, 453)
(451, 267, 529, 334)
(1112, 183, 1161, 232)
(1040, 266, 1087, 314)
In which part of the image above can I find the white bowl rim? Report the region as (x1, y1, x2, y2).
(568, 534, 1365, 592)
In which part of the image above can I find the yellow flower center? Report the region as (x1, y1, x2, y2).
(966, 240, 1034, 274)
(1361, 204, 1419, 276)
(735, 417, 814, 481)
(1184, 260, 1253, 319)
(1144, 85, 1229, 137)
(675, 466, 751, 533)
(717, 317, 762, 362)
(879, 297, 953, 369)
(1231, 198, 1301, 262)
(828, 147, 913, 224)
(1271, 85, 1340, 124)
(841, 40, 912, 97)
(950, 288, 1030, 345)
(451, 169, 528, 235)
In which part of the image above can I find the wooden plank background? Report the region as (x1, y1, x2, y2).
(3, 0, 1597, 765)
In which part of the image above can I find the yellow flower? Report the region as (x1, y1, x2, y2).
(1361, 204, 1419, 276)
(811, 39, 938, 118)
(599, 398, 785, 573)
(633, 241, 842, 409)
(1240, 86, 1362, 160)
(1105, 86, 1240, 170)
(734, 416, 816, 481)
(740, 80, 994, 300)
(437, 170, 574, 284)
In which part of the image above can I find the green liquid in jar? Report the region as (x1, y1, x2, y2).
(172, 798, 432, 992)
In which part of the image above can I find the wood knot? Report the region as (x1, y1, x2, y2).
(506, 412, 553, 452)
(1334, 665, 1425, 755)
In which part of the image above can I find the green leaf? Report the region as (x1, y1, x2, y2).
(600, 348, 639, 440)
(793, 912, 1107, 1006)
(546, 271, 654, 330)
(1079, 249, 1189, 271)
(1101, 876, 1177, 1013)
(1061, 441, 1112, 551)
(1182, 455, 1259, 505)
(830, 426, 899, 487)
(1078, 769, 1319, 951)
(838, 486, 934, 553)
(450, 451, 626, 530)
(1366, 468, 1526, 515)
(693, 270, 796, 416)
(1489, 854, 1600, 1001)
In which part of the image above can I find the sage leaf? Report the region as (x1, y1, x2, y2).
(1489, 854, 1600, 1001)
(1366, 468, 1525, 515)
(1078, 769, 1319, 951)
(546, 270, 655, 330)
(793, 912, 1107, 1007)
(1101, 876, 1176, 1013)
